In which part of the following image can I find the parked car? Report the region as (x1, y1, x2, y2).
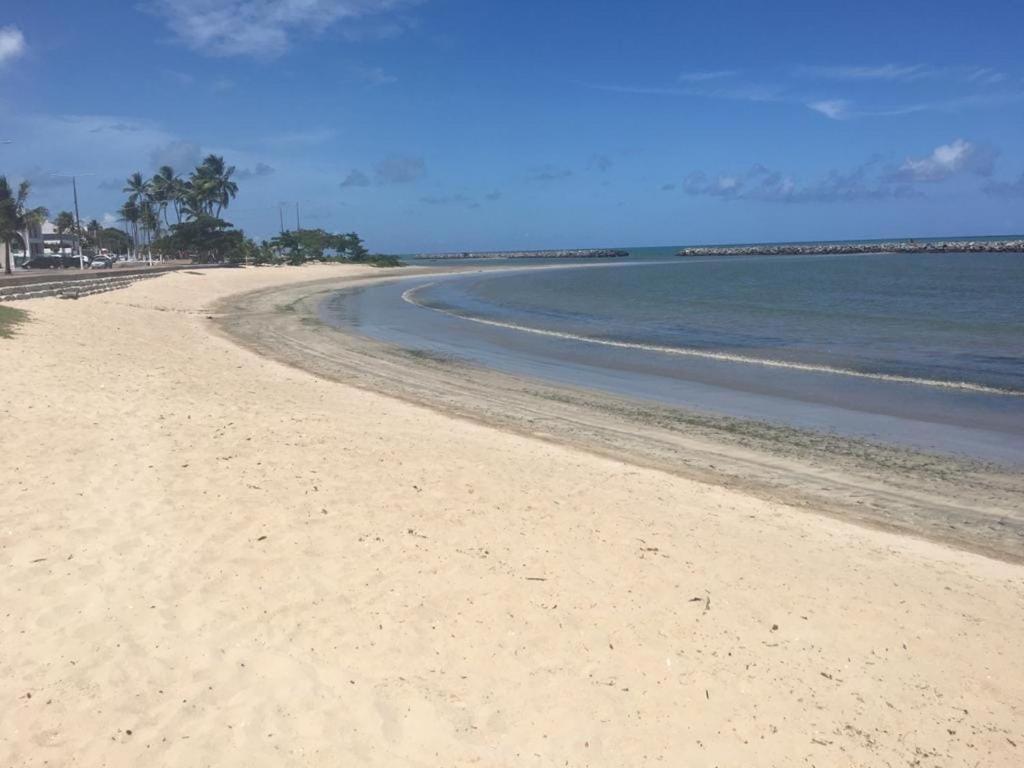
(90, 257, 113, 269)
(22, 255, 82, 269)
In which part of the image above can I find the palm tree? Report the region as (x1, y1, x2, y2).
(191, 155, 238, 218)
(86, 218, 103, 253)
(0, 176, 48, 274)
(54, 211, 76, 236)
(151, 165, 183, 227)
(119, 200, 140, 260)
(140, 201, 160, 263)
(123, 171, 151, 207)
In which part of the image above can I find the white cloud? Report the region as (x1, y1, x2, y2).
(799, 64, 930, 82)
(145, 0, 421, 57)
(807, 99, 850, 120)
(964, 67, 1006, 85)
(588, 81, 784, 104)
(889, 138, 995, 182)
(0, 26, 26, 65)
(374, 154, 425, 183)
(684, 161, 917, 204)
(354, 65, 397, 86)
(677, 70, 736, 83)
(150, 139, 203, 171)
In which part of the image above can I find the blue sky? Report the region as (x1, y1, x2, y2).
(2, 0, 1024, 252)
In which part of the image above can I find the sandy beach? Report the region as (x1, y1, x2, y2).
(2, 264, 1023, 767)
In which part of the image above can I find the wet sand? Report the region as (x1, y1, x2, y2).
(2, 264, 1023, 767)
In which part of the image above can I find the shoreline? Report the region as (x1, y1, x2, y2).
(400, 280, 1024, 399)
(3, 264, 1023, 766)
(214, 267, 1024, 563)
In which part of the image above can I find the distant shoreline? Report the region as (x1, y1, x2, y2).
(413, 248, 629, 260)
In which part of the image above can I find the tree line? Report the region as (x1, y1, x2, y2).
(2, 154, 396, 271)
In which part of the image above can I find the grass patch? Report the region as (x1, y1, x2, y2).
(364, 255, 404, 268)
(0, 304, 29, 339)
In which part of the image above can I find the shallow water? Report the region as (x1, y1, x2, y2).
(322, 253, 1024, 465)
(413, 251, 1024, 393)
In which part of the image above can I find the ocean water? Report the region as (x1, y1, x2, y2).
(411, 251, 1024, 393)
(323, 250, 1024, 463)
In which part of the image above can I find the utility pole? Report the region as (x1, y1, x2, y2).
(72, 175, 84, 269)
(279, 205, 285, 234)
(295, 202, 301, 232)
(50, 171, 93, 268)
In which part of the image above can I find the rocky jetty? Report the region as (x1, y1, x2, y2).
(416, 248, 629, 260)
(677, 239, 1024, 258)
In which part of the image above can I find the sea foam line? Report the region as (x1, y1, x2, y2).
(401, 283, 1023, 397)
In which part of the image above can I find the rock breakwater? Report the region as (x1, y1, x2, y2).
(677, 239, 1024, 257)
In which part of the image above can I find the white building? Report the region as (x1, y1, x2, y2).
(10, 219, 78, 267)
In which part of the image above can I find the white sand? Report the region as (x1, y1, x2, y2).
(1, 265, 1022, 766)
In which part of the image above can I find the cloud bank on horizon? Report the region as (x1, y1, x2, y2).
(2, 0, 1024, 250)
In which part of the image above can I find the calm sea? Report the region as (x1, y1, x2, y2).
(327, 248, 1024, 463)
(410, 250, 1024, 393)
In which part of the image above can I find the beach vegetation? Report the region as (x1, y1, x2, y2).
(266, 228, 381, 265)
(152, 214, 246, 264)
(0, 304, 29, 338)
(110, 156, 382, 267)
(0, 176, 49, 275)
(364, 254, 403, 267)
(53, 211, 76, 237)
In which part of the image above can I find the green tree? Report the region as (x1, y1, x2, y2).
(140, 200, 160, 246)
(53, 210, 76, 236)
(151, 165, 184, 226)
(162, 214, 245, 264)
(189, 155, 238, 218)
(119, 200, 140, 258)
(123, 172, 151, 207)
(84, 218, 102, 253)
(337, 232, 369, 261)
(99, 227, 131, 255)
(0, 177, 49, 274)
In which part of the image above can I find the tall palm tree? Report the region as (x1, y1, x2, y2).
(176, 180, 202, 221)
(151, 165, 182, 227)
(86, 218, 102, 252)
(191, 155, 238, 218)
(123, 171, 151, 207)
(0, 176, 48, 274)
(140, 200, 160, 262)
(119, 200, 140, 260)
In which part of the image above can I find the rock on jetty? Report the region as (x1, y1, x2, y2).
(416, 248, 629, 260)
(677, 239, 1024, 258)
